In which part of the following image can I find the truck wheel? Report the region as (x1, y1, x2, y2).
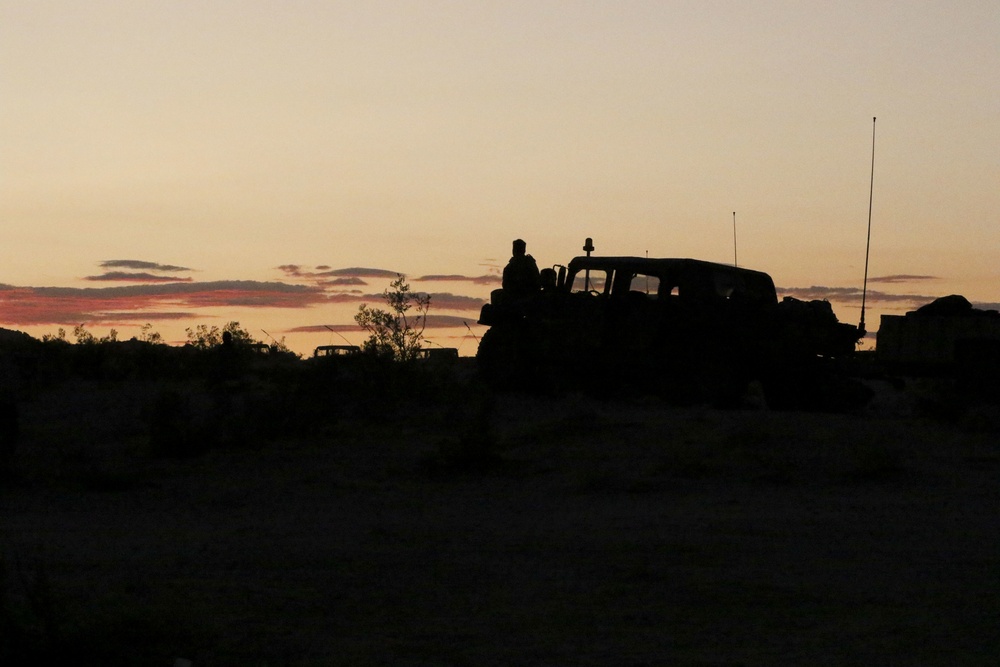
(477, 327, 524, 390)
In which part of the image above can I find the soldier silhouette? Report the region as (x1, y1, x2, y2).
(502, 239, 540, 296)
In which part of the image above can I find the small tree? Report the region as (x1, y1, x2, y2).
(42, 328, 68, 343)
(185, 324, 222, 349)
(355, 275, 430, 361)
(185, 321, 255, 349)
(221, 321, 255, 347)
(138, 323, 163, 344)
(72, 324, 117, 345)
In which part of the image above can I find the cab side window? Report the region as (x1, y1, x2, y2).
(571, 270, 611, 294)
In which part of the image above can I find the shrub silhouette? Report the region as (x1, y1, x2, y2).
(355, 275, 430, 361)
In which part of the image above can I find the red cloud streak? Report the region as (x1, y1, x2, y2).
(0, 281, 325, 325)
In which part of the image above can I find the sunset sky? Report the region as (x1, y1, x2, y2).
(2, 1, 998, 355)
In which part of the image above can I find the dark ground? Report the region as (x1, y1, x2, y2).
(2, 371, 999, 666)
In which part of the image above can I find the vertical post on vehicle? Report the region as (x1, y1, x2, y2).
(583, 237, 595, 291)
(733, 211, 738, 268)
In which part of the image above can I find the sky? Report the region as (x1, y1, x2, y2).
(2, 0, 998, 355)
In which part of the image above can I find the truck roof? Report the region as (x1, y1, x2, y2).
(565, 256, 778, 305)
(567, 255, 770, 277)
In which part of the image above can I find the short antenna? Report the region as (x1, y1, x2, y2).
(732, 211, 738, 267)
(859, 116, 876, 335)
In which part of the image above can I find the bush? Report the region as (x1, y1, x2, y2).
(355, 275, 430, 361)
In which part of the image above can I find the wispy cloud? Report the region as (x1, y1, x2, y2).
(419, 292, 485, 311)
(84, 272, 193, 283)
(279, 265, 401, 281)
(323, 290, 483, 312)
(0, 260, 498, 338)
(777, 286, 865, 301)
(278, 265, 502, 292)
(777, 285, 943, 309)
(417, 274, 501, 285)
(92, 311, 195, 322)
(287, 323, 363, 334)
(868, 275, 940, 284)
(321, 277, 367, 287)
(0, 281, 325, 325)
(326, 267, 402, 278)
(100, 260, 191, 272)
(323, 292, 370, 304)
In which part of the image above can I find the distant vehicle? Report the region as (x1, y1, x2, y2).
(877, 295, 1000, 396)
(415, 347, 459, 363)
(477, 239, 865, 408)
(313, 345, 361, 358)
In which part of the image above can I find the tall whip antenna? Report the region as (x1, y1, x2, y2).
(463, 321, 480, 345)
(859, 116, 876, 335)
(324, 324, 354, 347)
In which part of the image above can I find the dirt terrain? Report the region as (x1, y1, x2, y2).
(2, 370, 999, 666)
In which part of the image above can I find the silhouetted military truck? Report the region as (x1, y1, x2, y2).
(877, 295, 1000, 398)
(477, 241, 865, 408)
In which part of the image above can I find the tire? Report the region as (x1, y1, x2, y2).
(476, 326, 524, 390)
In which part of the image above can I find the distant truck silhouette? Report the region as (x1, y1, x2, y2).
(477, 239, 864, 408)
(877, 295, 1000, 397)
(313, 345, 361, 358)
(415, 348, 459, 363)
